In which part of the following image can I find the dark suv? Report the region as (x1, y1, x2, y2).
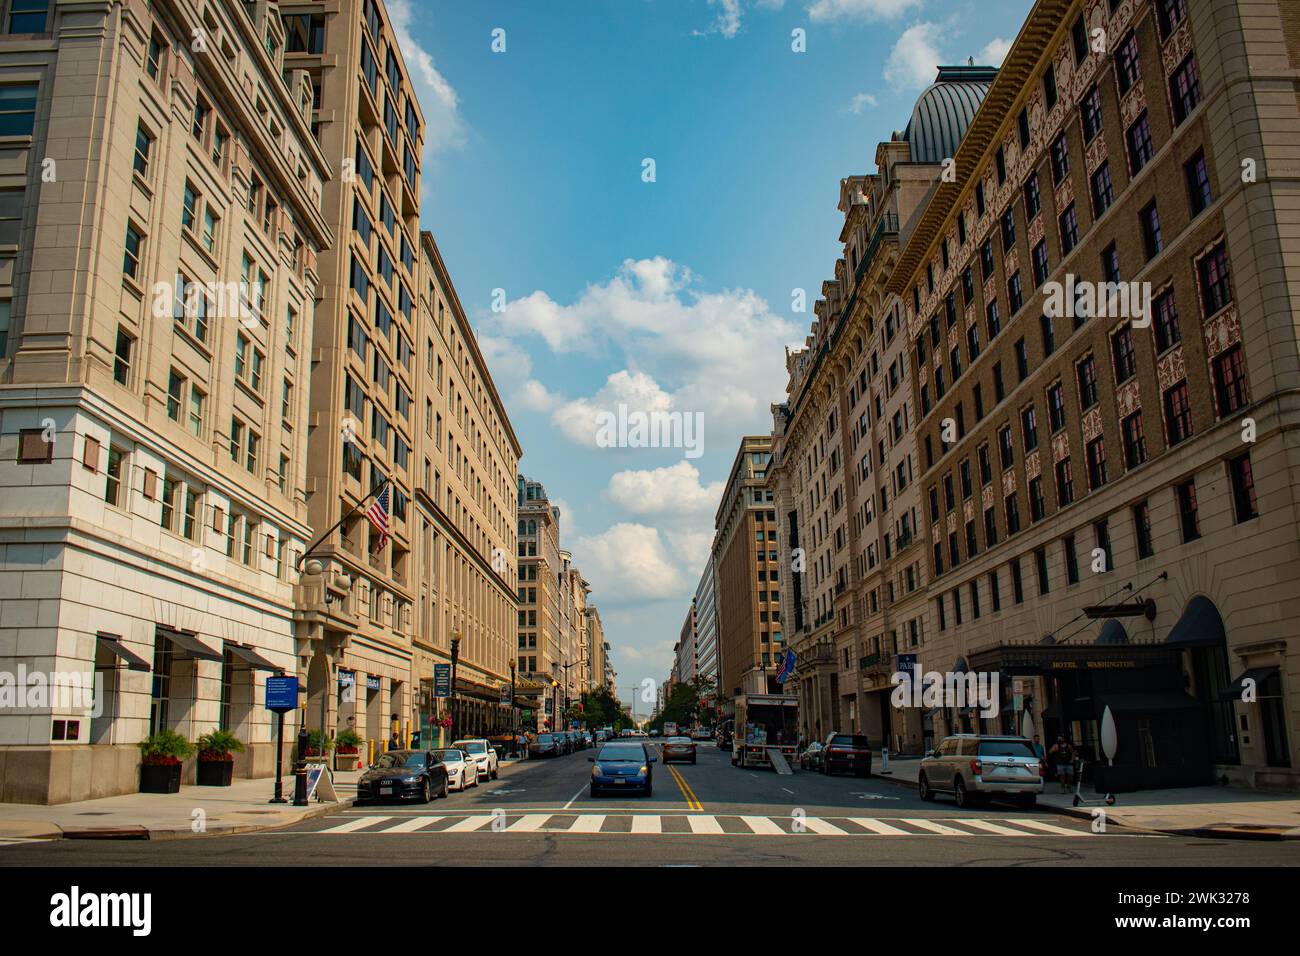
(820, 733, 873, 776)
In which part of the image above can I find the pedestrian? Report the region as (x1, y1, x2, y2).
(1048, 735, 1075, 792)
(388, 731, 399, 752)
(1031, 734, 1045, 762)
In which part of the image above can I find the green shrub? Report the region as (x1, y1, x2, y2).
(139, 729, 195, 765)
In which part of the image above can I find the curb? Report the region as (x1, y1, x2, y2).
(5, 795, 355, 842)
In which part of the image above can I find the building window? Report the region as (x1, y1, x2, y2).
(998, 425, 1014, 469)
(1122, 412, 1147, 469)
(1076, 354, 1099, 409)
(1052, 457, 1075, 508)
(1011, 558, 1024, 603)
(1064, 534, 1079, 584)
(1081, 84, 1103, 141)
(1015, 338, 1029, 381)
(1047, 382, 1067, 431)
(1005, 492, 1021, 535)
(1024, 173, 1041, 220)
(1228, 453, 1258, 522)
(1112, 323, 1137, 383)
(1127, 111, 1154, 175)
(1032, 240, 1050, 287)
(1029, 476, 1045, 522)
(1176, 478, 1200, 542)
(1021, 404, 1039, 451)
(166, 369, 184, 421)
(105, 446, 125, 506)
(1164, 380, 1193, 446)
(1153, 289, 1180, 352)
(1086, 436, 1108, 490)
(146, 29, 166, 80)
(1007, 272, 1023, 314)
(1198, 242, 1233, 316)
(133, 123, 153, 177)
(1000, 207, 1015, 250)
(1035, 547, 1050, 595)
(1213, 344, 1249, 417)
(1091, 162, 1114, 217)
(1185, 150, 1212, 215)
(1059, 204, 1080, 255)
(1116, 31, 1141, 94)
(1102, 242, 1121, 283)
(113, 326, 133, 385)
(1170, 55, 1200, 125)
(188, 386, 205, 436)
(1140, 200, 1163, 260)
(1050, 133, 1070, 186)
(6, 0, 50, 32)
(1041, 313, 1056, 357)
(1133, 500, 1154, 557)
(122, 222, 143, 280)
(0, 81, 38, 136)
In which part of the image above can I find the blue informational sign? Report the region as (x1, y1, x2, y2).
(365, 675, 381, 691)
(433, 663, 451, 698)
(337, 670, 356, 687)
(265, 675, 298, 712)
(896, 654, 918, 683)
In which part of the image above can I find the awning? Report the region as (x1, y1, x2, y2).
(227, 644, 283, 672)
(1101, 691, 1202, 714)
(1096, 619, 1129, 645)
(95, 633, 151, 671)
(1166, 595, 1226, 648)
(158, 628, 223, 662)
(1220, 666, 1280, 701)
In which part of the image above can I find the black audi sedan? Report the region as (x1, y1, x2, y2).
(355, 750, 449, 804)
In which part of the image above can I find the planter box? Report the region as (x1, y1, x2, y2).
(334, 752, 360, 772)
(140, 762, 182, 794)
(196, 759, 234, 787)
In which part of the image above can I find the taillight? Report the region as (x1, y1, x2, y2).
(970, 759, 982, 776)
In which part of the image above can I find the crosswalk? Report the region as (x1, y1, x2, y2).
(298, 812, 1093, 838)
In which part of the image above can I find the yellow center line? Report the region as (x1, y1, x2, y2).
(667, 764, 702, 811)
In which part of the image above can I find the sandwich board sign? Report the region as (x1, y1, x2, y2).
(302, 762, 338, 803)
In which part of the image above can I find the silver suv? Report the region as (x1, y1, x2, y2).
(918, 735, 1043, 808)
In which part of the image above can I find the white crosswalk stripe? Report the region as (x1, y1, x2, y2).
(302, 813, 1095, 838)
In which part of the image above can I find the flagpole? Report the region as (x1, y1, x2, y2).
(295, 478, 392, 571)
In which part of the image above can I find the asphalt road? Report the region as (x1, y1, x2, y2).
(2, 740, 1295, 866)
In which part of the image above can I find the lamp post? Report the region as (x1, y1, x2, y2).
(449, 630, 461, 736)
(550, 678, 559, 731)
(510, 659, 517, 738)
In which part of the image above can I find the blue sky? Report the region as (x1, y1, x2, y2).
(391, 0, 1032, 706)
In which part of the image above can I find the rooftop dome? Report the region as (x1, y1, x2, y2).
(903, 65, 997, 164)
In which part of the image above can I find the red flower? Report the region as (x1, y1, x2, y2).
(198, 749, 233, 762)
(142, 754, 181, 766)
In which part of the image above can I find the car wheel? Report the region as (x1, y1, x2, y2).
(954, 777, 972, 809)
(1017, 793, 1037, 808)
(645, 785, 653, 798)
(918, 773, 935, 801)
(589, 784, 599, 798)
(691, 757, 696, 765)
(491, 767, 498, 780)
(422, 779, 433, 804)
(440, 778, 449, 799)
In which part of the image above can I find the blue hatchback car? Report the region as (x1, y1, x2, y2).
(589, 742, 656, 797)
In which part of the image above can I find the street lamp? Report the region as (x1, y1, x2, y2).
(550, 677, 559, 732)
(450, 630, 461, 737)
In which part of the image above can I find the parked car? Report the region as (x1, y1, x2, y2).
(918, 735, 1044, 808)
(648, 729, 661, 738)
(661, 736, 697, 765)
(529, 733, 560, 758)
(432, 748, 477, 792)
(555, 732, 572, 755)
(355, 750, 448, 803)
(820, 733, 873, 777)
(451, 738, 500, 781)
(589, 741, 656, 797)
(799, 741, 825, 771)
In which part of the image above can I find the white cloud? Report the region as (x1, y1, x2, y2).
(808, 0, 923, 23)
(709, 0, 742, 37)
(606, 461, 724, 516)
(978, 37, 1013, 66)
(884, 21, 947, 91)
(666, 529, 714, 570)
(388, 0, 467, 160)
(551, 369, 675, 448)
(847, 92, 879, 114)
(570, 524, 684, 601)
(477, 335, 560, 413)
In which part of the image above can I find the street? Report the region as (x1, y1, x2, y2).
(2, 742, 1294, 866)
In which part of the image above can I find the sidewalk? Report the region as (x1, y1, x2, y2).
(0, 773, 357, 841)
(873, 755, 1300, 839)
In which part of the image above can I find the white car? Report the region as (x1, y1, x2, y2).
(432, 748, 478, 792)
(451, 738, 499, 782)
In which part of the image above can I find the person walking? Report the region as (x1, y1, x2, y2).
(1048, 736, 1076, 792)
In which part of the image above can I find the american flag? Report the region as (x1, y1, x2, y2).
(365, 483, 390, 551)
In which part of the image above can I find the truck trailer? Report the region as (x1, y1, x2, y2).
(730, 694, 799, 770)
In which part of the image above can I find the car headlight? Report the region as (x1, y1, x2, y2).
(591, 764, 602, 776)
(639, 765, 648, 775)
(402, 775, 421, 784)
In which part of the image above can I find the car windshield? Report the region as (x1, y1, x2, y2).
(978, 740, 1037, 758)
(454, 741, 487, 754)
(432, 750, 464, 762)
(374, 752, 425, 770)
(597, 746, 643, 762)
(535, 734, 554, 744)
(830, 735, 871, 748)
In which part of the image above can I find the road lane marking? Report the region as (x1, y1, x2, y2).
(687, 815, 725, 834)
(849, 818, 911, 835)
(562, 783, 590, 810)
(666, 765, 702, 810)
(1004, 817, 1087, 836)
(442, 816, 494, 832)
(801, 817, 850, 835)
(506, 814, 552, 832)
(383, 816, 444, 833)
(958, 819, 1028, 836)
(631, 815, 663, 834)
(568, 814, 607, 833)
(740, 815, 786, 835)
(319, 816, 394, 833)
(899, 818, 967, 835)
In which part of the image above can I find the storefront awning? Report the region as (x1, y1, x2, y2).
(1166, 596, 1226, 648)
(96, 633, 151, 671)
(1220, 666, 1280, 701)
(1101, 691, 1202, 714)
(158, 628, 223, 662)
(227, 644, 283, 672)
(1096, 619, 1129, 645)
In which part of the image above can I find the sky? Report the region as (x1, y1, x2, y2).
(392, 0, 1033, 704)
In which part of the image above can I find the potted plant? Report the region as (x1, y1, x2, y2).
(139, 729, 194, 794)
(334, 730, 362, 771)
(301, 728, 334, 759)
(195, 729, 245, 786)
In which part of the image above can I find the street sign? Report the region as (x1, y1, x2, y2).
(337, 670, 355, 688)
(265, 676, 298, 712)
(896, 654, 918, 683)
(433, 663, 451, 698)
(500, 683, 512, 703)
(365, 675, 381, 691)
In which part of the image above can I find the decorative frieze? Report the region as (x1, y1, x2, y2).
(1026, 449, 1041, 480)
(1116, 378, 1141, 417)
(1001, 468, 1016, 496)
(1082, 406, 1103, 442)
(1085, 132, 1108, 175)
(1120, 81, 1147, 130)
(1157, 346, 1187, 393)
(1204, 305, 1241, 360)
(1161, 17, 1193, 75)
(1051, 431, 1070, 464)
